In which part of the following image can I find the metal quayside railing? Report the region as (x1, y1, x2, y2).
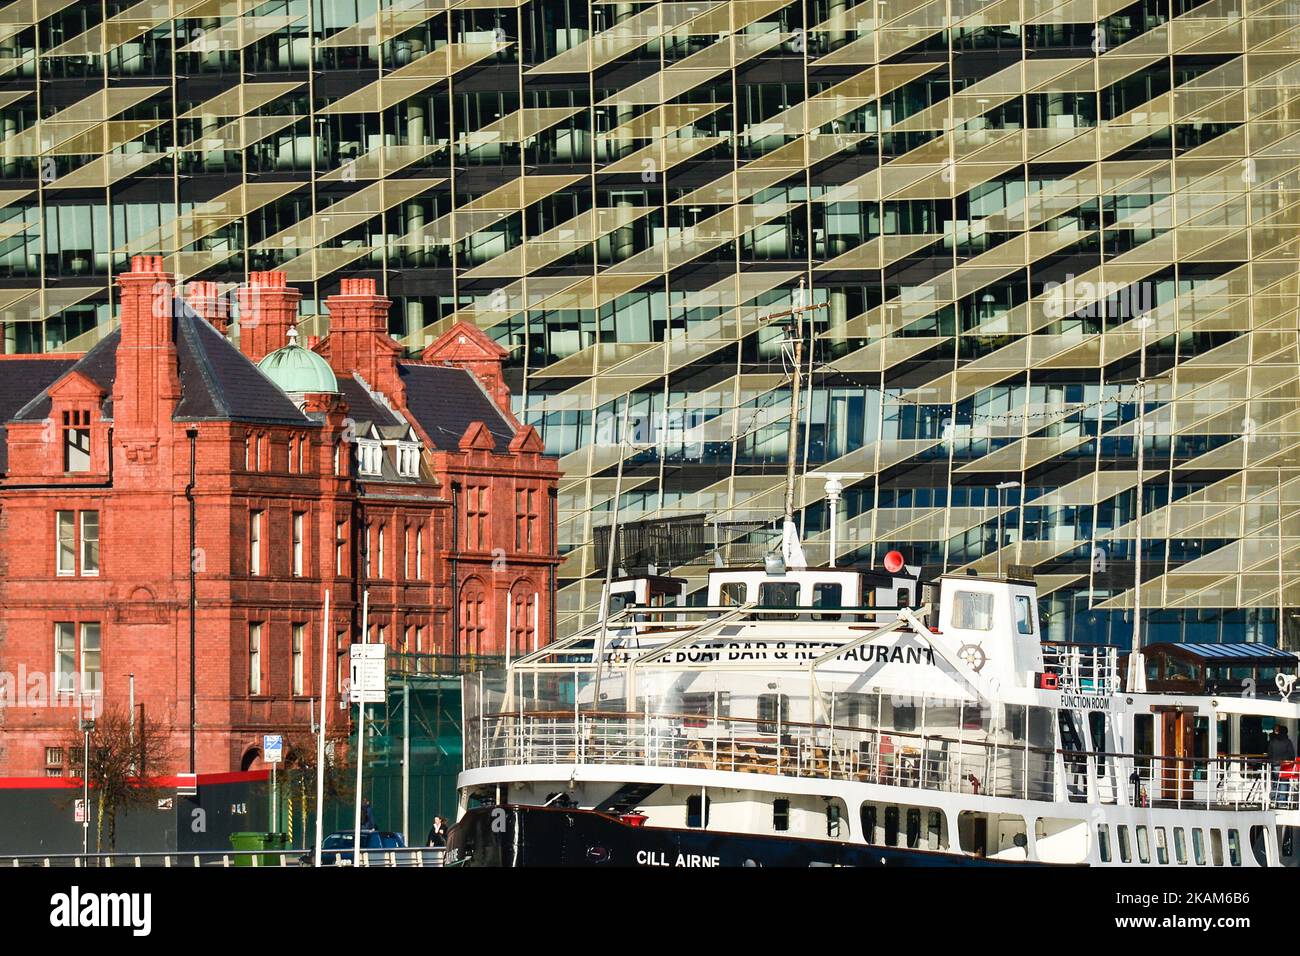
(469, 710, 1281, 811)
(0, 846, 447, 868)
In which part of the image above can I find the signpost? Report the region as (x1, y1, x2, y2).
(349, 644, 386, 704)
(264, 733, 283, 832)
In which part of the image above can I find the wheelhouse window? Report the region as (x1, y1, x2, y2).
(812, 582, 842, 620)
(758, 581, 800, 620)
(1015, 594, 1035, 635)
(952, 590, 994, 630)
(718, 581, 746, 605)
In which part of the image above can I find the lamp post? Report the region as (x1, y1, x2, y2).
(80, 717, 95, 859)
(994, 480, 1020, 578)
(1128, 315, 1153, 693)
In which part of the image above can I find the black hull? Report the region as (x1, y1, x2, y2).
(444, 805, 1049, 867)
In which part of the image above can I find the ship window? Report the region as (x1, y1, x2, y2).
(1015, 595, 1034, 635)
(1155, 827, 1168, 864)
(686, 795, 709, 829)
(952, 590, 994, 630)
(757, 693, 789, 735)
(1192, 829, 1206, 865)
(719, 582, 746, 605)
(759, 582, 800, 619)
(1227, 829, 1241, 866)
(827, 803, 842, 838)
(772, 799, 789, 831)
(861, 804, 877, 844)
(1117, 826, 1132, 863)
(1136, 826, 1150, 863)
(884, 805, 899, 846)
(607, 592, 629, 615)
(812, 582, 842, 620)
(1210, 829, 1224, 866)
(1097, 825, 1111, 862)
(1249, 826, 1268, 866)
(1174, 828, 1187, 864)
(905, 808, 920, 848)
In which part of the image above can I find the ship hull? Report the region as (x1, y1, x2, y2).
(443, 805, 1054, 867)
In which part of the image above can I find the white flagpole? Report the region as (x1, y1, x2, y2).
(352, 589, 369, 865)
(313, 589, 330, 867)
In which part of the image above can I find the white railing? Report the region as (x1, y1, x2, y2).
(0, 847, 446, 868)
(1056, 750, 1271, 811)
(1042, 643, 1120, 695)
(471, 711, 1283, 813)
(470, 711, 1058, 802)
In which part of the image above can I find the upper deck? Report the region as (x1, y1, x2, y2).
(465, 568, 1300, 815)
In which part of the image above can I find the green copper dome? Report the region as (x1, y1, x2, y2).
(257, 328, 339, 395)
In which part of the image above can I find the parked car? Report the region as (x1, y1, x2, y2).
(299, 830, 415, 866)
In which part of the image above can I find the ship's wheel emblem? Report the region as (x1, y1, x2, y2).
(957, 643, 987, 672)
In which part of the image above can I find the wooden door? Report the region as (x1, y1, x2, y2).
(1159, 710, 1195, 801)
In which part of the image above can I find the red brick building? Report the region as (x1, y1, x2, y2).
(0, 257, 558, 776)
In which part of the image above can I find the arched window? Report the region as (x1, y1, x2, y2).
(461, 584, 486, 654)
(511, 586, 537, 655)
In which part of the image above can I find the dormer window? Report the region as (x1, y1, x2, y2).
(62, 410, 91, 472)
(396, 442, 420, 478)
(357, 439, 383, 476)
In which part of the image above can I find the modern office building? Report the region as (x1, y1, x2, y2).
(0, 0, 1296, 647)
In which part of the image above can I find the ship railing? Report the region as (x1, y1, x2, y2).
(1041, 643, 1119, 696)
(1060, 748, 1274, 810)
(468, 710, 1058, 803)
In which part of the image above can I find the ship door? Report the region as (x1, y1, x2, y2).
(1157, 708, 1194, 802)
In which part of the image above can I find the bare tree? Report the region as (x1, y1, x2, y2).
(65, 706, 173, 851)
(278, 729, 353, 843)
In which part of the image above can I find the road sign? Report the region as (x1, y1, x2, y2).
(74, 798, 85, 823)
(263, 734, 283, 764)
(349, 643, 387, 704)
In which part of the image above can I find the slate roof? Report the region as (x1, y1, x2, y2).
(336, 373, 421, 486)
(398, 362, 514, 453)
(0, 356, 77, 473)
(9, 302, 311, 432)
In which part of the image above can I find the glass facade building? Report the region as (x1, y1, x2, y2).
(1, 0, 1297, 646)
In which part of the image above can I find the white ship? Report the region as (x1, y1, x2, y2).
(450, 553, 1300, 867)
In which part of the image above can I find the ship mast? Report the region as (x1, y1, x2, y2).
(776, 278, 824, 567)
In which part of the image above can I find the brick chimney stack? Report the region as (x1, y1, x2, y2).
(113, 254, 182, 473)
(185, 280, 230, 334)
(322, 277, 405, 403)
(237, 270, 300, 362)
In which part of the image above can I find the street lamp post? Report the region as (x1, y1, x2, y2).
(80, 717, 95, 859)
(995, 480, 1020, 578)
(1129, 315, 1153, 692)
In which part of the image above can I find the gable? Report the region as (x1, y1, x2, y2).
(420, 321, 508, 364)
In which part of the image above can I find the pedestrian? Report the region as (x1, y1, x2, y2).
(1267, 724, 1296, 808)
(361, 798, 376, 830)
(426, 815, 448, 847)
